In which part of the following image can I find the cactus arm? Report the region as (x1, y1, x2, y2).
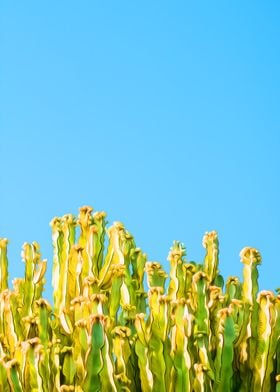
(0, 358, 9, 392)
(193, 272, 209, 336)
(239, 247, 262, 388)
(168, 241, 186, 301)
(33, 260, 47, 301)
(252, 291, 279, 392)
(134, 313, 153, 391)
(5, 359, 22, 392)
(170, 299, 192, 392)
(112, 326, 133, 390)
(98, 223, 128, 289)
(22, 338, 41, 390)
(108, 266, 124, 323)
(213, 308, 235, 391)
(61, 346, 76, 386)
(145, 262, 168, 291)
(36, 300, 51, 392)
(83, 315, 105, 392)
(225, 277, 241, 306)
(193, 363, 210, 392)
(50, 339, 61, 391)
(147, 287, 167, 392)
(21, 243, 38, 317)
(56, 215, 76, 315)
(99, 332, 117, 392)
(91, 211, 107, 276)
(0, 239, 9, 292)
(50, 217, 63, 315)
(202, 231, 219, 285)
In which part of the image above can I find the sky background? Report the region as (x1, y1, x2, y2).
(1, 1, 280, 302)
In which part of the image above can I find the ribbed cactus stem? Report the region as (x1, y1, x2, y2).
(252, 291, 277, 391)
(83, 314, 106, 391)
(5, 359, 22, 392)
(50, 217, 63, 315)
(135, 313, 153, 392)
(202, 231, 219, 284)
(168, 241, 186, 301)
(0, 239, 9, 293)
(240, 246, 262, 385)
(170, 299, 192, 392)
(240, 247, 261, 306)
(213, 307, 235, 391)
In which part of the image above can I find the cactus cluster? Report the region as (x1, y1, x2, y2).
(0, 205, 280, 391)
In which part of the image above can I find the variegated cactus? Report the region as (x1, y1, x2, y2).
(0, 207, 279, 391)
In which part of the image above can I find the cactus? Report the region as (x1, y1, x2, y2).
(0, 206, 279, 391)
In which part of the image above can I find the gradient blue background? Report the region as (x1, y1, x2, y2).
(1, 1, 279, 301)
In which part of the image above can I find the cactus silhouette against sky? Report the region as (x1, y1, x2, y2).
(0, 206, 279, 391)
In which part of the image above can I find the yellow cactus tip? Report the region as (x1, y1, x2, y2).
(35, 298, 52, 310)
(61, 214, 76, 225)
(0, 238, 9, 247)
(111, 221, 125, 231)
(70, 295, 87, 306)
(60, 386, 75, 392)
(115, 373, 132, 384)
(168, 241, 186, 262)
(193, 271, 209, 283)
(4, 359, 19, 369)
(73, 244, 84, 253)
(226, 276, 240, 284)
(93, 210, 107, 220)
(183, 263, 196, 273)
(122, 304, 136, 311)
(194, 363, 209, 373)
(89, 225, 99, 234)
(257, 290, 275, 302)
(159, 295, 172, 304)
(12, 278, 22, 291)
(61, 346, 73, 354)
(230, 298, 243, 307)
(0, 289, 10, 299)
(135, 313, 146, 320)
(218, 307, 232, 318)
(83, 275, 99, 284)
(78, 206, 94, 226)
(49, 217, 61, 228)
(173, 298, 188, 307)
(26, 337, 41, 346)
(125, 231, 134, 240)
(79, 205, 93, 214)
(75, 319, 87, 328)
(89, 314, 107, 324)
(202, 230, 218, 248)
(32, 241, 40, 249)
(149, 286, 165, 295)
(110, 264, 126, 278)
(90, 293, 107, 303)
(112, 326, 131, 337)
(240, 247, 262, 265)
(145, 261, 164, 273)
(23, 315, 39, 326)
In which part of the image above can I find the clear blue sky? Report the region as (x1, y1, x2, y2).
(1, 2, 280, 301)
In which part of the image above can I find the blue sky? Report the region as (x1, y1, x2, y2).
(1, 1, 280, 301)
